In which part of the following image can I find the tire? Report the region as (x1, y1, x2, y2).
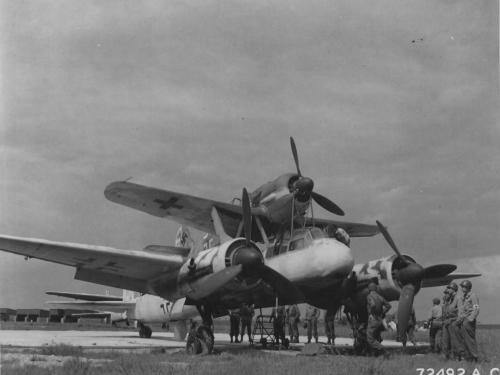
(197, 325, 214, 355)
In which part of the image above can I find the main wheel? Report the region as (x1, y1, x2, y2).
(197, 325, 214, 355)
(144, 325, 152, 338)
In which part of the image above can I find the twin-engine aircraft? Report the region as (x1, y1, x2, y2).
(46, 290, 198, 339)
(0, 179, 365, 352)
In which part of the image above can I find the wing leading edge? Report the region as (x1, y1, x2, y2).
(0, 234, 186, 295)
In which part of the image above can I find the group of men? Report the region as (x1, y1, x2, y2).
(228, 302, 255, 343)
(230, 303, 336, 346)
(428, 280, 480, 362)
(271, 304, 326, 346)
(227, 279, 480, 361)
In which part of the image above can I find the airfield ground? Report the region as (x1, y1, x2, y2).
(1, 323, 498, 374)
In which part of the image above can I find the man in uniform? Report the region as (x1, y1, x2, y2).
(305, 304, 320, 343)
(324, 308, 336, 345)
(452, 280, 480, 362)
(405, 307, 417, 346)
(287, 304, 300, 343)
(427, 297, 443, 353)
(366, 282, 391, 356)
(441, 282, 459, 359)
(229, 309, 240, 343)
(271, 305, 287, 346)
(239, 302, 254, 343)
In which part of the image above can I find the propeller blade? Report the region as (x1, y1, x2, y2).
(423, 264, 457, 279)
(260, 265, 304, 304)
(186, 265, 243, 300)
(242, 188, 252, 246)
(311, 191, 345, 216)
(290, 136, 302, 177)
(397, 283, 416, 343)
(376, 220, 405, 260)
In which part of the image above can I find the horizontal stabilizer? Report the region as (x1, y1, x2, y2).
(142, 245, 190, 257)
(46, 300, 135, 313)
(46, 291, 122, 301)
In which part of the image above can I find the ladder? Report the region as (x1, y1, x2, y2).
(251, 314, 276, 348)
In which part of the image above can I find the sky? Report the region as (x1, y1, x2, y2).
(0, 1, 498, 322)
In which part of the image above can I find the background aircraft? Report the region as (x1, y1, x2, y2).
(46, 290, 198, 339)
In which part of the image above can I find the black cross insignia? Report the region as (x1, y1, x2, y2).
(154, 197, 183, 210)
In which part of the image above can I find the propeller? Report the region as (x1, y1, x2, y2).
(289, 137, 345, 216)
(375, 220, 456, 343)
(186, 265, 243, 300)
(241, 186, 304, 303)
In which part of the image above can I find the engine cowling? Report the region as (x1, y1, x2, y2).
(175, 238, 264, 301)
(352, 254, 418, 302)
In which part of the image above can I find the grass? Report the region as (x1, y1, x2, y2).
(1, 326, 499, 375)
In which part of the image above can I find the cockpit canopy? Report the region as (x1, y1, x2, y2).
(288, 227, 326, 251)
(266, 227, 328, 258)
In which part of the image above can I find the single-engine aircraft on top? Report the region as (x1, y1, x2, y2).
(342, 220, 481, 348)
(0, 188, 358, 353)
(103, 137, 380, 248)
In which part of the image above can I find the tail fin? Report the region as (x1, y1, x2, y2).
(201, 233, 220, 250)
(122, 290, 137, 302)
(175, 226, 194, 249)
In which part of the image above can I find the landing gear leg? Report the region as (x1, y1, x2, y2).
(138, 322, 152, 338)
(186, 305, 214, 355)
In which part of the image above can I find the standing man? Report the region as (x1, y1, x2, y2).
(229, 309, 240, 343)
(239, 302, 254, 344)
(454, 280, 480, 362)
(271, 305, 287, 346)
(405, 307, 417, 346)
(324, 308, 336, 345)
(441, 282, 459, 359)
(288, 304, 301, 343)
(366, 282, 391, 356)
(305, 304, 320, 343)
(427, 298, 443, 353)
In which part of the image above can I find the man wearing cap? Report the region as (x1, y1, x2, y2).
(427, 297, 443, 353)
(229, 309, 240, 343)
(366, 282, 391, 356)
(453, 280, 480, 362)
(441, 282, 459, 359)
(287, 304, 300, 343)
(305, 304, 320, 344)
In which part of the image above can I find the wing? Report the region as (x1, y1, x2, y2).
(304, 217, 380, 237)
(422, 273, 481, 288)
(105, 181, 243, 237)
(105, 181, 379, 240)
(0, 234, 186, 294)
(45, 291, 122, 301)
(46, 300, 135, 313)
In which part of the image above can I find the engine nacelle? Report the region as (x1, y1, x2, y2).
(352, 254, 417, 302)
(175, 238, 264, 301)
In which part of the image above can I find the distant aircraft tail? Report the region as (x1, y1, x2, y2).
(122, 289, 138, 302)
